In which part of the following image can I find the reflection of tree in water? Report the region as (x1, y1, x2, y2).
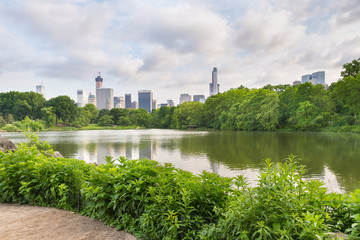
(51, 142, 79, 158)
(177, 131, 360, 192)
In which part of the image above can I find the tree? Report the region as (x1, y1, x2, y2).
(97, 109, 110, 122)
(46, 96, 77, 124)
(256, 92, 280, 130)
(172, 102, 204, 129)
(341, 57, 360, 77)
(13, 100, 32, 120)
(41, 107, 56, 128)
(289, 101, 325, 130)
(98, 115, 114, 126)
(117, 116, 132, 126)
(130, 109, 152, 127)
(110, 108, 128, 124)
(83, 104, 98, 123)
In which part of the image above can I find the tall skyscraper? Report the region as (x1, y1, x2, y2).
(96, 88, 114, 110)
(88, 92, 96, 106)
(125, 94, 132, 109)
(131, 101, 138, 109)
(36, 83, 45, 97)
(95, 72, 103, 88)
(180, 93, 191, 104)
(209, 67, 220, 96)
(193, 95, 205, 103)
(77, 89, 87, 107)
(114, 97, 121, 108)
(301, 71, 325, 85)
(138, 90, 153, 113)
(152, 99, 157, 111)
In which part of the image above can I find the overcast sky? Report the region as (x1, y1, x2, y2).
(1, 0, 360, 105)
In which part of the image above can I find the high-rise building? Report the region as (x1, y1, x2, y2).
(301, 71, 325, 85)
(293, 80, 301, 86)
(167, 100, 174, 107)
(114, 97, 121, 108)
(95, 72, 103, 88)
(152, 99, 157, 111)
(209, 67, 220, 96)
(138, 90, 153, 113)
(77, 89, 87, 107)
(180, 93, 191, 104)
(96, 88, 114, 110)
(36, 83, 45, 97)
(125, 94, 132, 109)
(131, 101, 138, 109)
(88, 92, 96, 106)
(193, 95, 205, 103)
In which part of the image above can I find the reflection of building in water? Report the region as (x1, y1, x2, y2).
(152, 139, 158, 156)
(210, 161, 220, 174)
(126, 143, 132, 159)
(139, 141, 152, 160)
(96, 143, 115, 164)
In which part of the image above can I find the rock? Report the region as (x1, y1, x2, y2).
(0, 136, 17, 152)
(52, 151, 63, 158)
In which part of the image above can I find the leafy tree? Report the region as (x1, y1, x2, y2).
(130, 108, 152, 127)
(289, 101, 325, 130)
(172, 102, 204, 129)
(256, 92, 280, 130)
(98, 115, 114, 126)
(83, 104, 98, 123)
(110, 108, 128, 124)
(117, 116, 132, 126)
(41, 107, 56, 128)
(341, 57, 360, 77)
(46, 96, 77, 124)
(97, 109, 110, 122)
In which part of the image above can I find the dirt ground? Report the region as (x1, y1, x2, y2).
(0, 203, 137, 240)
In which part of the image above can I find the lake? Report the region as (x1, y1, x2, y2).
(2, 129, 360, 193)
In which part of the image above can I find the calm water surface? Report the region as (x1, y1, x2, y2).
(3, 129, 360, 192)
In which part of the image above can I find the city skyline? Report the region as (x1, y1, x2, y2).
(1, 1, 360, 105)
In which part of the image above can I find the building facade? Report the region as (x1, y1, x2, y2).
(138, 90, 153, 113)
(96, 88, 114, 110)
(88, 92, 96, 106)
(167, 100, 174, 107)
(36, 83, 45, 97)
(301, 71, 325, 85)
(193, 95, 205, 103)
(95, 73, 103, 88)
(125, 94, 132, 109)
(152, 99, 157, 111)
(209, 67, 220, 96)
(77, 89, 87, 107)
(180, 93, 191, 104)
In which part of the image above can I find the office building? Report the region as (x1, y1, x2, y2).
(88, 92, 96, 106)
(301, 71, 325, 85)
(159, 103, 169, 108)
(293, 80, 301, 86)
(167, 100, 174, 107)
(180, 93, 191, 104)
(96, 88, 114, 110)
(209, 67, 220, 96)
(193, 95, 205, 103)
(152, 99, 157, 111)
(138, 90, 153, 113)
(95, 72, 103, 88)
(131, 101, 138, 109)
(36, 83, 45, 97)
(118, 97, 125, 108)
(125, 94, 132, 109)
(77, 89, 87, 107)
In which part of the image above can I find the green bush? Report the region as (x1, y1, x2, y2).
(1, 123, 21, 132)
(1, 135, 360, 239)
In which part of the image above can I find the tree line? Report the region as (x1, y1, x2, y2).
(1, 57, 360, 131)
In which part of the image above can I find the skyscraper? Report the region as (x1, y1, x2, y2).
(167, 100, 174, 107)
(88, 92, 96, 106)
(77, 89, 87, 107)
(180, 93, 191, 104)
(152, 99, 157, 111)
(36, 83, 45, 97)
(209, 67, 220, 96)
(125, 94, 132, 109)
(138, 90, 153, 113)
(193, 95, 205, 103)
(95, 72, 103, 88)
(301, 71, 325, 85)
(114, 97, 121, 108)
(96, 88, 114, 110)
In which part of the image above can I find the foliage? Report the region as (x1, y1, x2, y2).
(41, 107, 56, 128)
(2, 135, 360, 239)
(341, 57, 360, 78)
(46, 95, 77, 124)
(97, 115, 114, 127)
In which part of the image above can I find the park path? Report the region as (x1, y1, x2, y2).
(0, 203, 137, 240)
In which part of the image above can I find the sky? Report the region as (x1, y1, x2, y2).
(1, 0, 360, 105)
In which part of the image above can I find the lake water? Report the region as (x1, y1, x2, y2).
(3, 129, 360, 193)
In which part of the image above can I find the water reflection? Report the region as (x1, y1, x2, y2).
(2, 130, 360, 192)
